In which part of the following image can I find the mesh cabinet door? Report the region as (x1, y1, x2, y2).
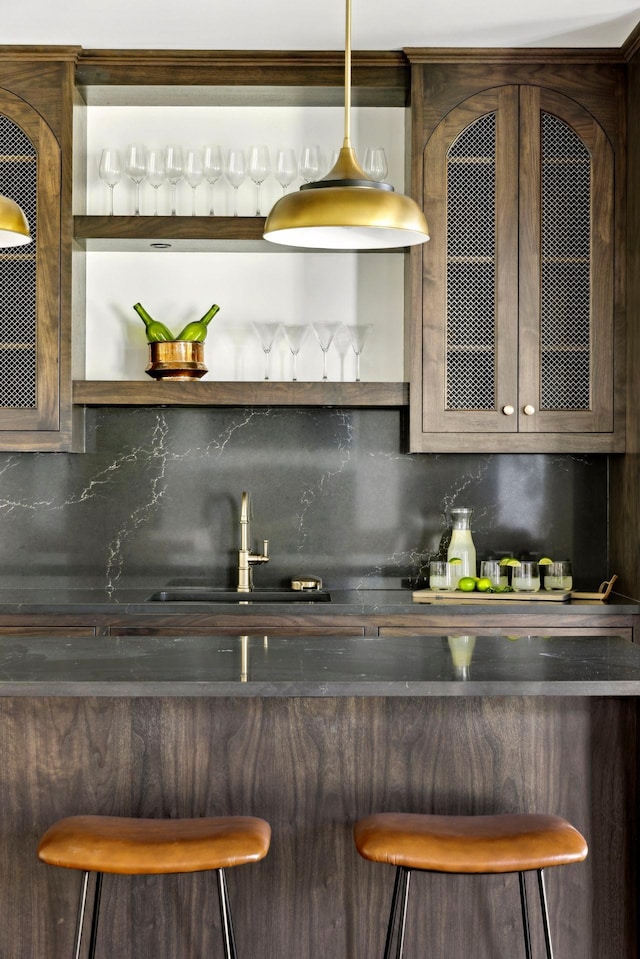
(0, 91, 60, 435)
(422, 86, 519, 434)
(518, 85, 614, 434)
(419, 82, 614, 446)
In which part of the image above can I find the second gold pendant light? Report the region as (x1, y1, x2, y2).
(0, 195, 31, 247)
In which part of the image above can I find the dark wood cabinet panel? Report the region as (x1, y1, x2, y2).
(0, 626, 96, 636)
(379, 625, 633, 639)
(0, 694, 634, 958)
(107, 625, 365, 636)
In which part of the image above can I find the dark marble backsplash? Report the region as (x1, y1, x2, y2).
(0, 407, 607, 592)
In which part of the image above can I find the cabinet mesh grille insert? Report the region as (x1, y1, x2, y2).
(0, 115, 37, 410)
(540, 112, 590, 410)
(446, 113, 496, 410)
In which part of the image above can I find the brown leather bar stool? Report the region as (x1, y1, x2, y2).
(38, 814, 271, 959)
(354, 812, 588, 959)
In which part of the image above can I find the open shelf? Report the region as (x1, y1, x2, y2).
(74, 216, 408, 252)
(73, 380, 409, 408)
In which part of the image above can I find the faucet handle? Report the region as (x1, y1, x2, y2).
(262, 539, 269, 559)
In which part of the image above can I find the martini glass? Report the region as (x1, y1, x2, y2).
(282, 324, 310, 381)
(98, 148, 122, 215)
(312, 322, 341, 381)
(252, 322, 281, 380)
(346, 324, 373, 381)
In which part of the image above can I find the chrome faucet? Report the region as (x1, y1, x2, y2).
(238, 491, 270, 592)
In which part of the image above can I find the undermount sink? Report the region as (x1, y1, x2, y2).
(147, 587, 332, 603)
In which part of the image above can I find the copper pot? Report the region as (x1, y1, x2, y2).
(145, 341, 208, 380)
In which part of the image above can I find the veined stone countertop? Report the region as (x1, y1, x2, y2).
(0, 586, 637, 615)
(1, 632, 640, 697)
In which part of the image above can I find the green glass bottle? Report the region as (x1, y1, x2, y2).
(176, 303, 220, 342)
(133, 302, 175, 342)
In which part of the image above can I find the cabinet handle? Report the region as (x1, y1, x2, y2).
(502, 405, 515, 416)
(523, 404, 536, 416)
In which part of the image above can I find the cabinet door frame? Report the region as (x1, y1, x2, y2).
(410, 77, 620, 454)
(0, 89, 61, 435)
(421, 86, 519, 435)
(518, 85, 614, 435)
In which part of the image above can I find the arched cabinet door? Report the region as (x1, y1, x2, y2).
(0, 89, 61, 440)
(416, 83, 615, 452)
(518, 86, 613, 436)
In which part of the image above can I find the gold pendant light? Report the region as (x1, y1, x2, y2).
(0, 195, 31, 247)
(263, 0, 429, 250)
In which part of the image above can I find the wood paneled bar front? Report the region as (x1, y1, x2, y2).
(0, 632, 637, 959)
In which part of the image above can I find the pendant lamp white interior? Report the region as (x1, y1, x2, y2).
(263, 0, 429, 250)
(0, 195, 31, 247)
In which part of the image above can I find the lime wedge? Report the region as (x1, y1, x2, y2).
(499, 557, 513, 566)
(538, 557, 553, 565)
(449, 557, 463, 565)
(506, 558, 521, 567)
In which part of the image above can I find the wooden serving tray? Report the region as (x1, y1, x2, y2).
(570, 575, 617, 602)
(412, 588, 571, 604)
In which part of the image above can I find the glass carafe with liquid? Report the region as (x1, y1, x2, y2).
(447, 507, 477, 580)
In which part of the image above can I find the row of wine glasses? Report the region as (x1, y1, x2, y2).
(98, 144, 389, 217)
(252, 322, 372, 382)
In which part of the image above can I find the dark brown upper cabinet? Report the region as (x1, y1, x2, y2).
(0, 50, 78, 451)
(406, 59, 624, 453)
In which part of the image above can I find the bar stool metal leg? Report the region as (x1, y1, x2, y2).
(71, 871, 102, 959)
(518, 871, 533, 959)
(383, 867, 411, 959)
(72, 871, 91, 959)
(216, 867, 238, 959)
(537, 869, 555, 959)
(87, 872, 103, 959)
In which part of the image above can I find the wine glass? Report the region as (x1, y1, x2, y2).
(164, 145, 184, 216)
(248, 145, 271, 216)
(252, 322, 281, 380)
(184, 149, 204, 216)
(312, 322, 341, 381)
(124, 144, 148, 216)
(146, 148, 165, 215)
(274, 148, 298, 195)
(203, 145, 223, 215)
(346, 323, 373, 381)
(363, 147, 388, 182)
(299, 145, 321, 183)
(98, 148, 122, 215)
(282, 324, 310, 381)
(225, 149, 246, 216)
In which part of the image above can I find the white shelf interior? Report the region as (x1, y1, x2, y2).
(81, 103, 407, 383)
(84, 251, 405, 382)
(82, 104, 406, 217)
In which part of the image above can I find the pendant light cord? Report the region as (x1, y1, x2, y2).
(344, 0, 352, 148)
